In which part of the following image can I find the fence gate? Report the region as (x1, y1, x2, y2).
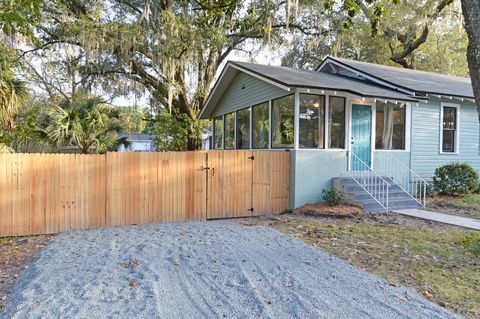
(206, 150, 290, 219)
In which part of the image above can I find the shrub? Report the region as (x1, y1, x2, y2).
(322, 187, 344, 206)
(432, 162, 479, 195)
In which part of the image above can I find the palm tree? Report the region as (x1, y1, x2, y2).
(43, 94, 130, 154)
(0, 48, 28, 130)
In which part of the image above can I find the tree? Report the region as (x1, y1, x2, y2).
(0, 45, 28, 131)
(42, 93, 130, 154)
(461, 0, 480, 119)
(283, 0, 467, 75)
(24, 0, 318, 150)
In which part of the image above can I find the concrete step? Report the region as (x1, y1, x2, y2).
(333, 176, 421, 213)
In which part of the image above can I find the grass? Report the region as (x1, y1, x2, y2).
(265, 215, 480, 318)
(428, 193, 480, 220)
(451, 194, 480, 207)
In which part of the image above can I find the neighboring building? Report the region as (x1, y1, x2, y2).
(199, 57, 480, 211)
(118, 134, 156, 152)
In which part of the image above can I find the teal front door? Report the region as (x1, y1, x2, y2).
(351, 104, 372, 170)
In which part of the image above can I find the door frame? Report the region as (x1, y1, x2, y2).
(347, 100, 375, 170)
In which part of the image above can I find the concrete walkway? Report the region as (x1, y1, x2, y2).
(396, 209, 480, 230)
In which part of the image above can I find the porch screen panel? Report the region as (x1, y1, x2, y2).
(299, 94, 325, 148)
(224, 112, 235, 149)
(375, 102, 406, 150)
(272, 95, 295, 148)
(252, 102, 269, 149)
(236, 108, 250, 149)
(328, 96, 345, 149)
(214, 116, 223, 149)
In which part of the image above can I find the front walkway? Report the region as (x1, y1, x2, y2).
(396, 209, 480, 230)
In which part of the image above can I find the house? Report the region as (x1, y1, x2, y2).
(199, 57, 480, 212)
(118, 134, 156, 152)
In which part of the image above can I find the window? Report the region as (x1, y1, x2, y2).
(236, 108, 250, 149)
(299, 94, 325, 149)
(375, 102, 406, 150)
(328, 96, 345, 149)
(252, 102, 269, 149)
(213, 116, 223, 149)
(271, 95, 295, 148)
(442, 105, 457, 153)
(224, 112, 235, 149)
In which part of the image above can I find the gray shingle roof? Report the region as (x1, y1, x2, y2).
(324, 57, 474, 98)
(230, 61, 418, 101)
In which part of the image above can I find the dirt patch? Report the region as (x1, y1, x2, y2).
(427, 195, 480, 220)
(0, 236, 51, 310)
(238, 213, 479, 318)
(294, 203, 363, 218)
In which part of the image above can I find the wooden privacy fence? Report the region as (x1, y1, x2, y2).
(0, 151, 290, 237)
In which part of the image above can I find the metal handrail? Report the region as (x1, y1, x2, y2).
(375, 152, 429, 207)
(349, 152, 391, 212)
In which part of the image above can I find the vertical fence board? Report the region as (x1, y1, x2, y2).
(0, 150, 288, 237)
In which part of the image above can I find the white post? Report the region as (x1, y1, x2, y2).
(294, 91, 300, 150)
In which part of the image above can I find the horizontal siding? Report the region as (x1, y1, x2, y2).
(212, 72, 289, 117)
(291, 150, 348, 208)
(411, 100, 480, 178)
(373, 151, 410, 171)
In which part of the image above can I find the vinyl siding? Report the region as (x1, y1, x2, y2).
(291, 150, 348, 208)
(212, 72, 289, 117)
(373, 151, 410, 171)
(411, 99, 480, 178)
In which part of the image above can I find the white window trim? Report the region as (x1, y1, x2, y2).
(439, 102, 460, 155)
(372, 102, 411, 152)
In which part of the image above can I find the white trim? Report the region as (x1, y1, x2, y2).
(405, 103, 412, 152)
(324, 94, 329, 150)
(317, 57, 415, 95)
(268, 100, 272, 149)
(233, 111, 237, 149)
(294, 91, 300, 149)
(439, 102, 460, 154)
(371, 102, 376, 168)
(249, 106, 253, 150)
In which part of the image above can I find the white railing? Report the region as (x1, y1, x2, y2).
(375, 152, 429, 207)
(349, 152, 391, 212)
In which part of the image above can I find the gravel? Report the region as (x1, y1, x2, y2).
(2, 221, 458, 319)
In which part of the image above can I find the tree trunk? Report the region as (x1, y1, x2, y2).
(461, 0, 480, 119)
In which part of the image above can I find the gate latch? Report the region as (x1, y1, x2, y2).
(247, 208, 254, 212)
(248, 155, 255, 160)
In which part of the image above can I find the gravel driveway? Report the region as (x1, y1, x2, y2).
(3, 221, 458, 319)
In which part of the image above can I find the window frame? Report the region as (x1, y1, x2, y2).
(213, 115, 224, 150)
(327, 96, 346, 150)
(235, 106, 251, 149)
(374, 101, 407, 151)
(439, 103, 460, 154)
(270, 94, 296, 149)
(251, 101, 271, 150)
(298, 93, 326, 149)
(223, 112, 236, 150)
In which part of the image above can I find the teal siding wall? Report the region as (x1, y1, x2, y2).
(291, 150, 348, 208)
(212, 72, 288, 117)
(373, 151, 410, 170)
(411, 99, 480, 178)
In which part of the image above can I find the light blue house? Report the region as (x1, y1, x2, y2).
(199, 57, 480, 212)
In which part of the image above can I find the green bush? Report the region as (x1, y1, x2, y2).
(322, 187, 344, 206)
(432, 162, 479, 195)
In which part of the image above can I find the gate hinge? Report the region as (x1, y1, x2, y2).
(247, 207, 254, 212)
(248, 155, 255, 160)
